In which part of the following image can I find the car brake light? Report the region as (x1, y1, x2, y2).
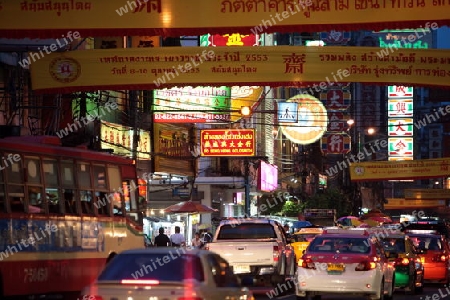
(437, 254, 448, 262)
(121, 279, 160, 285)
(178, 298, 203, 300)
(299, 257, 316, 269)
(394, 258, 410, 266)
(80, 296, 103, 300)
(355, 261, 377, 271)
(273, 245, 280, 262)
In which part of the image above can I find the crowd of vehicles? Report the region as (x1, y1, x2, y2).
(293, 217, 450, 300)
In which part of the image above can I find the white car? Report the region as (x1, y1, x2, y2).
(295, 228, 395, 300)
(80, 248, 254, 300)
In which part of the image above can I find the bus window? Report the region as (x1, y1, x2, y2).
(94, 165, 109, 216)
(93, 165, 107, 190)
(0, 168, 4, 212)
(63, 189, 76, 214)
(61, 161, 75, 188)
(95, 192, 110, 216)
(25, 157, 42, 184)
(43, 159, 61, 214)
(5, 153, 23, 184)
(28, 186, 45, 214)
(9, 185, 25, 212)
(0, 188, 4, 212)
(80, 190, 93, 215)
(77, 162, 92, 189)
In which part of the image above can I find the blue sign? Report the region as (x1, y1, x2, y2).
(277, 102, 298, 123)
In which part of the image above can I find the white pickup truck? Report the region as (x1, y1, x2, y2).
(206, 218, 296, 287)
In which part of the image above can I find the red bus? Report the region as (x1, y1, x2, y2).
(0, 135, 145, 298)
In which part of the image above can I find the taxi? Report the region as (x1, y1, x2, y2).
(291, 227, 323, 260)
(378, 231, 424, 294)
(407, 231, 450, 285)
(295, 228, 395, 300)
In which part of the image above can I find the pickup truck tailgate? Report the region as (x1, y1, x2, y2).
(209, 241, 275, 265)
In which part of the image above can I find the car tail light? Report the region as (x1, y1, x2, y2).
(435, 254, 448, 262)
(299, 257, 316, 269)
(178, 298, 203, 300)
(355, 261, 377, 271)
(394, 258, 410, 266)
(79, 296, 103, 300)
(121, 279, 160, 285)
(273, 245, 280, 262)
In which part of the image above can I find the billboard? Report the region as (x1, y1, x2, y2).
(350, 158, 450, 181)
(200, 129, 255, 157)
(153, 86, 231, 123)
(258, 161, 278, 192)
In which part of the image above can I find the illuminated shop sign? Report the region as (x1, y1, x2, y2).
(100, 121, 151, 159)
(388, 99, 413, 117)
(200, 129, 255, 157)
(153, 86, 231, 123)
(258, 161, 278, 192)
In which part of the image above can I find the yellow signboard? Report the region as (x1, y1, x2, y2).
(350, 158, 450, 181)
(385, 198, 446, 209)
(404, 189, 450, 200)
(30, 46, 450, 94)
(100, 121, 151, 159)
(1, 1, 449, 38)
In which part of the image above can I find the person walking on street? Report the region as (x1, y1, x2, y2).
(202, 230, 213, 244)
(192, 232, 203, 249)
(170, 226, 185, 247)
(154, 227, 171, 247)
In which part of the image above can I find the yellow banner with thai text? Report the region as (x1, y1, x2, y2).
(385, 198, 446, 209)
(30, 46, 450, 94)
(404, 189, 450, 200)
(350, 158, 450, 181)
(1, 0, 450, 38)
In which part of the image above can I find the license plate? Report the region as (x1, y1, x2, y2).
(327, 263, 344, 273)
(233, 265, 250, 274)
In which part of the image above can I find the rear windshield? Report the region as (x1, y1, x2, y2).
(217, 224, 277, 239)
(409, 235, 442, 251)
(98, 253, 204, 282)
(380, 238, 406, 253)
(294, 234, 318, 243)
(308, 237, 370, 254)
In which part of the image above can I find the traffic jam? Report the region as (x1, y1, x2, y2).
(294, 215, 450, 300)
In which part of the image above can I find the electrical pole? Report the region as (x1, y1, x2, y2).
(244, 158, 250, 217)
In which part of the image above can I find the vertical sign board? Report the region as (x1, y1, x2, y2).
(375, 28, 430, 162)
(388, 119, 414, 136)
(388, 99, 413, 117)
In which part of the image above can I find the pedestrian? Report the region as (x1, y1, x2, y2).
(192, 232, 203, 248)
(170, 226, 185, 247)
(202, 230, 213, 244)
(154, 227, 171, 247)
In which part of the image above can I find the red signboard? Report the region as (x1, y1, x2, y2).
(321, 133, 351, 154)
(327, 112, 348, 132)
(200, 129, 255, 157)
(320, 90, 351, 110)
(209, 33, 258, 47)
